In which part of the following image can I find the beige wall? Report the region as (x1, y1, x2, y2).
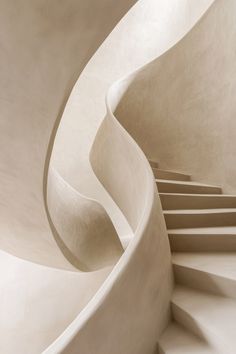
(0, 0, 218, 352)
(50, 2, 216, 348)
(0, 0, 137, 352)
(49, 193, 173, 354)
(45, 2, 215, 352)
(0, 0, 136, 265)
(52, 0, 214, 239)
(115, 0, 236, 193)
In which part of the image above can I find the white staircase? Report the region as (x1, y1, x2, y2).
(159, 322, 217, 354)
(149, 162, 236, 354)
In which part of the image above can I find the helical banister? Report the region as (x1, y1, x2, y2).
(44, 70, 173, 354)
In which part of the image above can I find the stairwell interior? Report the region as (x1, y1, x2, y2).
(1, 0, 236, 353)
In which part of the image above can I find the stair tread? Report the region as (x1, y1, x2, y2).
(160, 193, 236, 211)
(156, 179, 220, 187)
(172, 252, 236, 280)
(173, 286, 236, 351)
(153, 168, 190, 175)
(159, 193, 236, 197)
(153, 169, 191, 181)
(159, 322, 216, 354)
(149, 159, 159, 168)
(168, 226, 236, 234)
(164, 208, 236, 214)
(157, 180, 221, 195)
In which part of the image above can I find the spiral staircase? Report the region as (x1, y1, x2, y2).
(1, 0, 236, 353)
(147, 161, 236, 353)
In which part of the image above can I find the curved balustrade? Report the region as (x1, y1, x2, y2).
(91, 74, 152, 231)
(45, 75, 172, 354)
(47, 167, 123, 271)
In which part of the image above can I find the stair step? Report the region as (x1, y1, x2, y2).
(172, 286, 236, 353)
(164, 208, 236, 229)
(169, 226, 236, 251)
(172, 252, 236, 299)
(156, 180, 221, 194)
(149, 159, 159, 168)
(158, 322, 216, 354)
(160, 193, 236, 210)
(152, 168, 191, 181)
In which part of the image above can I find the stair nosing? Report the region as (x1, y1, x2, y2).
(159, 192, 236, 197)
(164, 208, 236, 214)
(168, 226, 236, 234)
(156, 179, 221, 188)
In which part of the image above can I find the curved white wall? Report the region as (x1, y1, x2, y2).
(0, 0, 136, 266)
(49, 1, 217, 345)
(52, 0, 214, 240)
(115, 0, 236, 194)
(47, 168, 123, 271)
(0, 0, 137, 352)
(47, 81, 173, 352)
(0, 0, 218, 353)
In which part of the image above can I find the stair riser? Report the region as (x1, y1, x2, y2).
(153, 169, 190, 181)
(169, 234, 236, 252)
(158, 323, 215, 354)
(160, 194, 236, 210)
(173, 264, 236, 299)
(149, 160, 159, 168)
(172, 303, 226, 353)
(172, 304, 212, 343)
(164, 212, 236, 229)
(157, 182, 221, 194)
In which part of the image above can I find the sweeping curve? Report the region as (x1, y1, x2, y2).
(0, 0, 138, 352)
(104, 0, 236, 353)
(0, 0, 220, 353)
(46, 75, 172, 353)
(47, 4, 214, 351)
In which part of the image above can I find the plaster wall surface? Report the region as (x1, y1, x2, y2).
(47, 4, 215, 351)
(52, 0, 214, 239)
(0, 0, 137, 352)
(0, 0, 217, 353)
(116, 0, 236, 194)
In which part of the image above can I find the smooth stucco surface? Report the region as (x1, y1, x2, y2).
(0, 0, 218, 353)
(116, 0, 236, 194)
(52, 0, 214, 240)
(0, 0, 137, 352)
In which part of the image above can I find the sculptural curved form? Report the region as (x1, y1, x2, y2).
(109, 0, 236, 352)
(0, 0, 137, 352)
(44, 3, 214, 349)
(45, 73, 172, 354)
(0, 0, 220, 353)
